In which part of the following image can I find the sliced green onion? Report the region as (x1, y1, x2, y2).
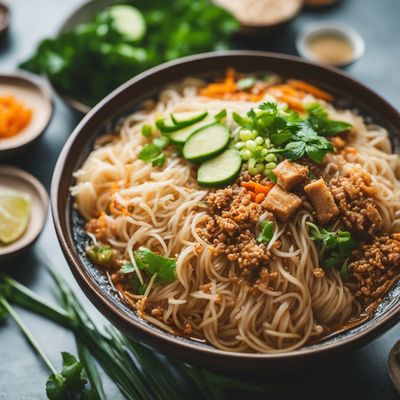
(261, 149, 269, 157)
(239, 129, 253, 141)
(265, 153, 277, 163)
(141, 124, 153, 137)
(254, 163, 265, 174)
(245, 140, 257, 152)
(265, 162, 277, 170)
(240, 149, 252, 161)
(255, 136, 264, 145)
(235, 141, 245, 150)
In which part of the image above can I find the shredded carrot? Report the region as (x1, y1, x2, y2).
(255, 193, 265, 203)
(267, 84, 306, 99)
(241, 181, 274, 196)
(0, 94, 32, 138)
(287, 80, 334, 101)
(268, 91, 306, 112)
(248, 191, 257, 201)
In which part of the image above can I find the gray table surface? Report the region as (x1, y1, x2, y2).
(1, 0, 400, 399)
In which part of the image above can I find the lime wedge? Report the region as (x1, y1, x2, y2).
(0, 191, 31, 244)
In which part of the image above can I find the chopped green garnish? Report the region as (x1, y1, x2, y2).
(153, 136, 170, 150)
(257, 221, 274, 244)
(87, 245, 114, 266)
(134, 247, 176, 284)
(307, 222, 357, 273)
(268, 170, 277, 183)
(139, 143, 162, 161)
(306, 103, 352, 137)
(120, 262, 135, 274)
(214, 109, 227, 121)
(236, 76, 256, 90)
(152, 153, 166, 167)
(141, 124, 153, 137)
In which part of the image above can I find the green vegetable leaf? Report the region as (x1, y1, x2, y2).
(283, 141, 306, 160)
(46, 353, 87, 400)
(307, 222, 357, 273)
(134, 247, 176, 283)
(120, 262, 135, 274)
(268, 170, 277, 183)
(257, 221, 274, 244)
(306, 103, 352, 137)
(138, 143, 162, 161)
(236, 76, 256, 90)
(214, 109, 227, 121)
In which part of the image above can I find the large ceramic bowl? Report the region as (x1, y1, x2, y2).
(51, 51, 400, 373)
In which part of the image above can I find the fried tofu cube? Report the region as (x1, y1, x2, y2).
(262, 185, 302, 221)
(304, 179, 339, 225)
(273, 160, 309, 190)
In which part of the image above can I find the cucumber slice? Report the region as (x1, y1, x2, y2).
(156, 111, 207, 133)
(197, 149, 242, 187)
(170, 118, 212, 144)
(183, 123, 230, 163)
(108, 5, 146, 42)
(171, 111, 207, 125)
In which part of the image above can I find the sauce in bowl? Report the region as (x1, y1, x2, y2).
(308, 33, 355, 65)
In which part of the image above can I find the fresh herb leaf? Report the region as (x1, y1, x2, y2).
(257, 221, 274, 244)
(214, 109, 227, 121)
(236, 76, 256, 90)
(151, 152, 166, 167)
(138, 143, 162, 161)
(268, 170, 277, 183)
(306, 103, 352, 137)
(120, 262, 135, 274)
(283, 123, 334, 163)
(134, 247, 176, 283)
(46, 353, 87, 400)
(307, 222, 357, 272)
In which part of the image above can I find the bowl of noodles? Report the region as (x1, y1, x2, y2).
(51, 51, 400, 372)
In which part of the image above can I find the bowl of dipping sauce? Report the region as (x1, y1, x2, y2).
(296, 22, 365, 67)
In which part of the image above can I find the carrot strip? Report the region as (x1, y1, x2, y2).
(241, 181, 256, 190)
(269, 91, 305, 112)
(249, 191, 257, 201)
(255, 193, 265, 203)
(253, 182, 274, 195)
(287, 80, 334, 101)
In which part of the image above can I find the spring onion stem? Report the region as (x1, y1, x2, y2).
(0, 295, 59, 377)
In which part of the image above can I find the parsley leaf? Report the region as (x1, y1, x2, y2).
(46, 352, 87, 400)
(307, 222, 357, 273)
(257, 221, 274, 244)
(134, 247, 176, 284)
(306, 103, 352, 137)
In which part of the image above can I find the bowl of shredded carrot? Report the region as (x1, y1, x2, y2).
(0, 73, 53, 158)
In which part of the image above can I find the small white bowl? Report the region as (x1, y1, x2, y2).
(0, 72, 53, 159)
(296, 21, 365, 67)
(0, 165, 48, 261)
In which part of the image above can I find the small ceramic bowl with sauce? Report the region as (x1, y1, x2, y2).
(296, 22, 365, 68)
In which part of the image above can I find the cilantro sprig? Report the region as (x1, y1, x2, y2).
(120, 246, 177, 285)
(233, 101, 351, 164)
(307, 222, 357, 276)
(257, 221, 274, 244)
(306, 103, 352, 137)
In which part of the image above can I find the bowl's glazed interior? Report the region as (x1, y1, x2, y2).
(52, 51, 400, 372)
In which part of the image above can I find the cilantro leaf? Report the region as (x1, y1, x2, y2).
(306, 102, 352, 136)
(307, 222, 357, 273)
(257, 221, 274, 244)
(120, 262, 135, 274)
(283, 141, 306, 160)
(46, 352, 87, 400)
(134, 247, 176, 284)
